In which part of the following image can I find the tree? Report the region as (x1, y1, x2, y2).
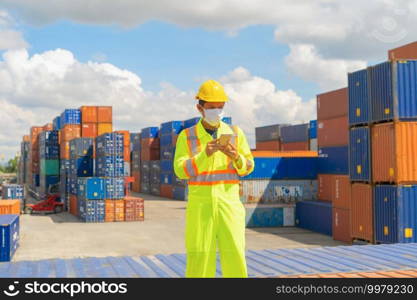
(3, 156, 18, 173)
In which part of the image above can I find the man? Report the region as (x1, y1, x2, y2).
(174, 79, 255, 278)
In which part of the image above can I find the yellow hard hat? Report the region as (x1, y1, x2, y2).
(195, 80, 228, 102)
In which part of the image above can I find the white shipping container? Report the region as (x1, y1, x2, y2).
(240, 180, 317, 204)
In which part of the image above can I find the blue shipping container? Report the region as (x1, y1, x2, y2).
(160, 146, 175, 160)
(69, 175, 77, 195)
(318, 146, 349, 174)
(245, 204, 295, 228)
(141, 127, 159, 139)
(96, 133, 124, 157)
(184, 117, 200, 129)
(104, 177, 125, 199)
(370, 60, 417, 122)
(95, 156, 124, 177)
(160, 121, 183, 135)
(295, 200, 332, 236)
(39, 144, 60, 159)
(78, 199, 105, 223)
(1, 184, 24, 200)
(280, 123, 309, 143)
(130, 133, 141, 151)
(309, 120, 317, 139)
(0, 215, 19, 262)
(77, 177, 105, 200)
(60, 109, 81, 126)
(39, 130, 59, 144)
(53, 116, 61, 130)
(160, 134, 177, 147)
(160, 160, 173, 173)
(173, 186, 187, 200)
(70, 157, 94, 177)
(40, 175, 59, 193)
(70, 138, 94, 158)
(348, 68, 371, 126)
(349, 126, 371, 182)
(374, 185, 417, 244)
(241, 157, 318, 180)
(160, 172, 173, 185)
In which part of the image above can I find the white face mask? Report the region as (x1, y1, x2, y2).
(203, 108, 224, 126)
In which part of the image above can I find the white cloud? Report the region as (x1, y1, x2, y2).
(285, 44, 367, 90)
(0, 10, 28, 50)
(0, 49, 314, 159)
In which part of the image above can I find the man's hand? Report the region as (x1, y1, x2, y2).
(205, 139, 221, 157)
(219, 142, 240, 161)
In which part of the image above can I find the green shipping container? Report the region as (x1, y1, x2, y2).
(40, 159, 59, 175)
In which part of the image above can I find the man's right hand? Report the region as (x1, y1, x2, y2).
(205, 139, 220, 157)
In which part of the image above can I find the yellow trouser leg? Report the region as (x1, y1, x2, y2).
(185, 200, 217, 278)
(217, 199, 248, 278)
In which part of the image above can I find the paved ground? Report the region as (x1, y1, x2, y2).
(15, 192, 343, 262)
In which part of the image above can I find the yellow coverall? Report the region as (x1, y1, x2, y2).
(174, 119, 255, 278)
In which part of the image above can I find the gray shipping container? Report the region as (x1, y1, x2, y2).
(280, 123, 309, 143)
(255, 124, 288, 142)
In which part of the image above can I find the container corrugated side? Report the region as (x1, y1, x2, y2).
(309, 120, 317, 139)
(349, 126, 371, 182)
(348, 68, 371, 125)
(388, 42, 417, 60)
(280, 123, 309, 143)
(351, 183, 373, 242)
(255, 124, 285, 142)
(0, 215, 19, 262)
(318, 146, 349, 174)
(317, 87, 348, 120)
(333, 207, 351, 243)
(239, 180, 317, 204)
(374, 185, 417, 243)
(245, 203, 295, 227)
(370, 61, 393, 122)
(318, 174, 335, 202)
(333, 175, 351, 210)
(317, 116, 348, 147)
(295, 200, 332, 236)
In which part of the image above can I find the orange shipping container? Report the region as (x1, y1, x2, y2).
(256, 140, 281, 151)
(60, 141, 71, 160)
(333, 175, 351, 210)
(351, 183, 374, 243)
(60, 124, 81, 141)
(115, 130, 130, 147)
(97, 106, 112, 123)
(317, 116, 348, 147)
(80, 106, 98, 123)
(160, 184, 173, 199)
(132, 171, 141, 193)
(98, 123, 113, 136)
(81, 123, 98, 138)
(23, 135, 30, 142)
(124, 147, 130, 162)
(69, 195, 78, 216)
(317, 88, 348, 120)
(388, 41, 417, 60)
(114, 200, 125, 222)
(318, 174, 334, 202)
(124, 196, 144, 222)
(0, 200, 20, 215)
(105, 200, 115, 222)
(281, 141, 309, 151)
(332, 207, 351, 244)
(43, 123, 53, 131)
(372, 122, 417, 183)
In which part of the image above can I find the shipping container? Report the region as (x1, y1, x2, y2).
(370, 60, 417, 122)
(69, 195, 78, 216)
(53, 116, 61, 130)
(141, 148, 160, 161)
(150, 184, 160, 196)
(333, 207, 351, 243)
(141, 127, 159, 139)
(372, 122, 417, 183)
(113, 199, 125, 222)
(317, 88, 348, 120)
(141, 138, 160, 150)
(160, 184, 173, 199)
(281, 123, 309, 143)
(374, 185, 417, 244)
(0, 215, 19, 262)
(70, 157, 94, 177)
(0, 200, 20, 215)
(255, 140, 281, 151)
(124, 196, 145, 221)
(281, 141, 309, 151)
(77, 177, 105, 200)
(349, 126, 371, 182)
(1, 184, 24, 200)
(239, 179, 317, 204)
(172, 186, 187, 200)
(160, 146, 175, 160)
(95, 156, 124, 177)
(318, 174, 335, 202)
(351, 183, 374, 242)
(317, 116, 348, 147)
(333, 175, 351, 210)
(97, 106, 112, 123)
(388, 41, 417, 60)
(160, 121, 183, 135)
(160, 160, 173, 173)
(132, 172, 141, 193)
(140, 182, 150, 194)
(104, 178, 125, 199)
(70, 138, 94, 158)
(78, 199, 105, 223)
(81, 123, 98, 138)
(97, 123, 113, 136)
(241, 156, 318, 180)
(309, 120, 317, 139)
(348, 68, 371, 126)
(60, 124, 81, 142)
(255, 124, 285, 142)
(295, 200, 332, 236)
(318, 146, 349, 174)
(184, 117, 200, 129)
(96, 133, 124, 156)
(61, 109, 81, 126)
(309, 139, 318, 151)
(130, 133, 141, 151)
(80, 106, 98, 123)
(245, 204, 295, 227)
(105, 200, 115, 222)
(160, 134, 179, 147)
(40, 159, 59, 175)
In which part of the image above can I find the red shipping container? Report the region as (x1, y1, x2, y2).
(317, 116, 348, 147)
(141, 148, 160, 161)
(97, 106, 112, 123)
(318, 174, 335, 202)
(351, 183, 374, 243)
(281, 141, 309, 151)
(388, 42, 417, 60)
(332, 207, 351, 243)
(80, 106, 98, 123)
(256, 140, 281, 151)
(132, 171, 140, 193)
(160, 184, 173, 199)
(124, 196, 145, 222)
(317, 88, 348, 120)
(141, 138, 160, 149)
(333, 175, 351, 210)
(81, 123, 98, 138)
(69, 195, 78, 216)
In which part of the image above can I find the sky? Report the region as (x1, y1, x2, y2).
(1, 0, 417, 160)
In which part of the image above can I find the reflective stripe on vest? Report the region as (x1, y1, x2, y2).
(188, 172, 239, 186)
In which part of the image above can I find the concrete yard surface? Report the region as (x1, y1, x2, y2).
(15, 193, 344, 261)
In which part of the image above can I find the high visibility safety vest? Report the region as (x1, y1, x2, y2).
(174, 119, 254, 194)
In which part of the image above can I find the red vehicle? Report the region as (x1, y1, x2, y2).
(25, 184, 64, 214)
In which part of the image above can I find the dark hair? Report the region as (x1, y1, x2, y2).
(198, 99, 206, 107)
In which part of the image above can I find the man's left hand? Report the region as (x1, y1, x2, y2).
(219, 142, 239, 161)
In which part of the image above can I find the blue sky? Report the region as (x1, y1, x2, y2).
(21, 20, 319, 100)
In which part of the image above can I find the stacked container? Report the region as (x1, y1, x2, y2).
(39, 130, 60, 197)
(1, 185, 24, 200)
(280, 123, 310, 151)
(59, 109, 81, 162)
(18, 136, 30, 185)
(77, 177, 105, 222)
(0, 215, 20, 262)
(254, 124, 284, 151)
(160, 121, 183, 199)
(115, 131, 131, 177)
(130, 133, 141, 193)
(140, 127, 159, 195)
(29, 126, 44, 189)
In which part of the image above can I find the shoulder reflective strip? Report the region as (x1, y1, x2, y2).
(183, 160, 191, 178)
(193, 126, 201, 154)
(190, 172, 239, 183)
(187, 126, 200, 156)
(188, 180, 240, 186)
(184, 129, 193, 157)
